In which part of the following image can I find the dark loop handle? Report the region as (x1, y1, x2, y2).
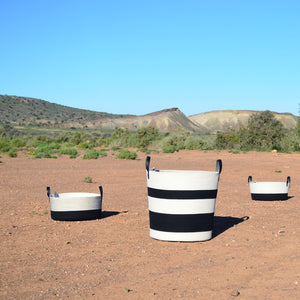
(146, 156, 151, 179)
(99, 186, 103, 199)
(46, 186, 51, 198)
(216, 159, 222, 174)
(248, 176, 253, 183)
(287, 176, 291, 186)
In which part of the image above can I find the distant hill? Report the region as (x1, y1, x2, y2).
(189, 110, 298, 133)
(69, 108, 208, 133)
(0, 95, 298, 133)
(0, 95, 131, 125)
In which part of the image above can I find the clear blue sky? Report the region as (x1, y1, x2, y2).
(1, 0, 299, 116)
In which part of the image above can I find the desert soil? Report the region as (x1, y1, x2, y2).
(0, 150, 299, 299)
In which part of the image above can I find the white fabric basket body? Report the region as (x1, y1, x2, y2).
(49, 190, 102, 221)
(146, 157, 221, 242)
(248, 176, 290, 201)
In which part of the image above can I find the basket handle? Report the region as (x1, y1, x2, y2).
(99, 186, 103, 199)
(248, 176, 253, 183)
(287, 176, 291, 186)
(46, 186, 51, 198)
(216, 159, 222, 174)
(146, 156, 151, 179)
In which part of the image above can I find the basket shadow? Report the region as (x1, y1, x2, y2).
(213, 215, 249, 238)
(251, 195, 294, 201)
(101, 210, 128, 220)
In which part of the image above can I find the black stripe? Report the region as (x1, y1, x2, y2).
(51, 209, 102, 221)
(251, 193, 288, 201)
(149, 211, 214, 232)
(148, 187, 217, 199)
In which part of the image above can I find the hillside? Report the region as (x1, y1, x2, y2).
(68, 108, 208, 133)
(0, 95, 298, 133)
(0, 95, 131, 125)
(189, 110, 298, 133)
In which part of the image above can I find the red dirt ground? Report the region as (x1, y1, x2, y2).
(0, 150, 299, 299)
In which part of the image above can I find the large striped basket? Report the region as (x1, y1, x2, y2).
(145, 156, 222, 242)
(248, 176, 291, 201)
(47, 186, 103, 221)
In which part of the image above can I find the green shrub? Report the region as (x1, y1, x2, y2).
(84, 176, 93, 183)
(11, 138, 27, 148)
(8, 151, 18, 158)
(83, 149, 100, 159)
(162, 145, 178, 153)
(116, 149, 137, 160)
(37, 135, 52, 144)
(111, 146, 121, 151)
(278, 130, 300, 153)
(297, 113, 300, 137)
(34, 153, 44, 159)
(28, 140, 44, 148)
(184, 136, 209, 150)
(215, 131, 239, 150)
(98, 149, 108, 157)
(0, 138, 11, 152)
(214, 111, 288, 152)
(77, 142, 91, 149)
(132, 127, 160, 148)
(59, 148, 78, 158)
(35, 144, 58, 155)
(240, 111, 284, 151)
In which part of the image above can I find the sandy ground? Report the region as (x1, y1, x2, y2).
(0, 150, 299, 299)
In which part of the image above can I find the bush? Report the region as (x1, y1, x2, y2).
(215, 131, 240, 150)
(240, 111, 284, 151)
(8, 151, 18, 158)
(77, 142, 91, 149)
(59, 148, 78, 158)
(0, 138, 11, 152)
(84, 176, 93, 183)
(11, 138, 27, 148)
(183, 136, 215, 150)
(279, 130, 300, 153)
(37, 135, 52, 144)
(116, 149, 137, 160)
(214, 111, 287, 152)
(297, 108, 300, 137)
(83, 149, 100, 159)
(69, 132, 89, 145)
(109, 127, 130, 148)
(162, 145, 178, 153)
(132, 127, 160, 148)
(98, 149, 108, 157)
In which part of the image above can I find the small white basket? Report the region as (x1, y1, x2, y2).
(248, 176, 290, 201)
(47, 186, 103, 221)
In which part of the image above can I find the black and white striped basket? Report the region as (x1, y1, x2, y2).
(248, 176, 291, 201)
(145, 156, 222, 242)
(47, 186, 103, 221)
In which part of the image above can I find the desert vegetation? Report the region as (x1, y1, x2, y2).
(0, 111, 299, 159)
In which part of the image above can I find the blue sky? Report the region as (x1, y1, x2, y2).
(1, 0, 299, 116)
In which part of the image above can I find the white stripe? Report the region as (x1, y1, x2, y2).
(148, 197, 216, 214)
(249, 182, 289, 194)
(50, 193, 102, 212)
(150, 229, 212, 242)
(147, 170, 219, 190)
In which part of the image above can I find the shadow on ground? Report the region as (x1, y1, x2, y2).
(101, 210, 128, 220)
(213, 215, 249, 238)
